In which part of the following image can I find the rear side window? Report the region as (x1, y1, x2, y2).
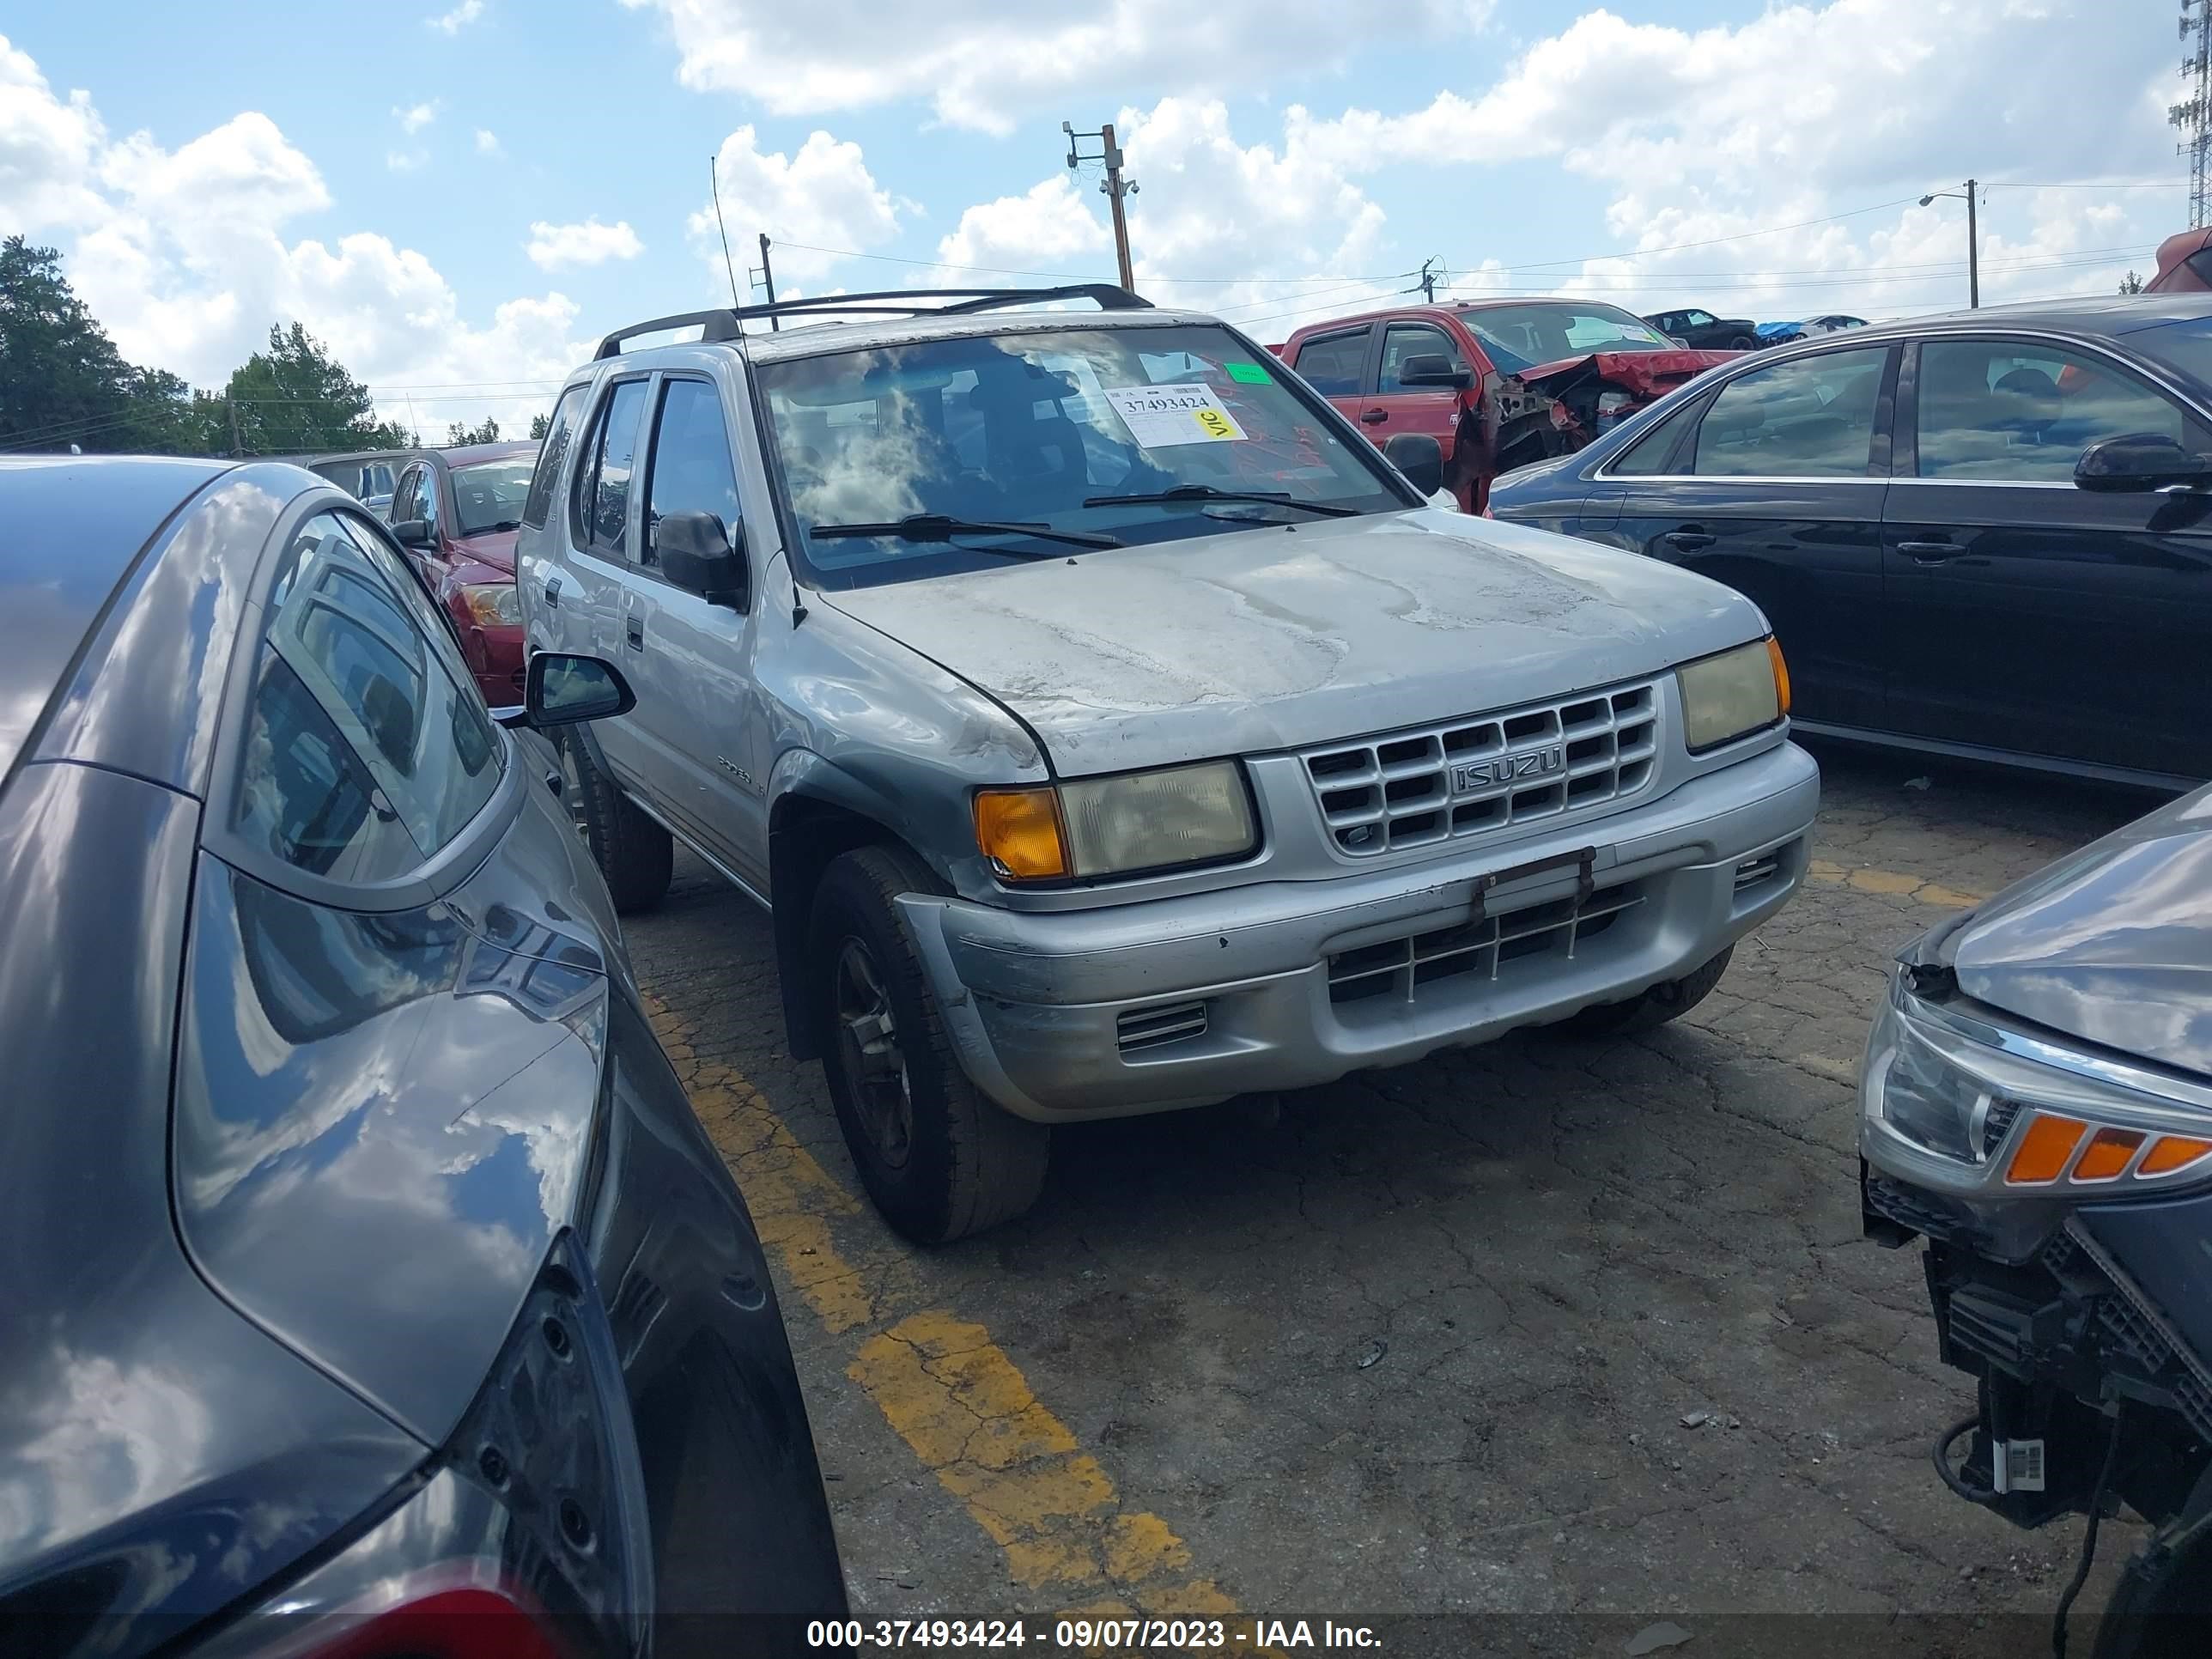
(1291, 328, 1370, 396)
(571, 380, 649, 555)
(1377, 324, 1469, 393)
(522, 384, 586, 529)
(234, 512, 501, 878)
(1915, 339, 2186, 482)
(1690, 347, 1887, 477)
(643, 378, 743, 571)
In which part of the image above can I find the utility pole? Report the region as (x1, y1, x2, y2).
(1416, 257, 1438, 303)
(1063, 120, 1139, 294)
(228, 393, 242, 459)
(2177, 0, 2211, 227)
(1919, 180, 1980, 308)
(750, 234, 781, 331)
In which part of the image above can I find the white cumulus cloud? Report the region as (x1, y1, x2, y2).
(392, 100, 437, 134)
(688, 125, 900, 285)
(428, 0, 484, 32)
(526, 216, 644, 270)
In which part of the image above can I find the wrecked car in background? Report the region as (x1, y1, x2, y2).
(1276, 300, 1739, 513)
(1645, 307, 1762, 352)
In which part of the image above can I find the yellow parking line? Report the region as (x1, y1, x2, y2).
(1806, 858, 1983, 909)
(644, 995, 1249, 1630)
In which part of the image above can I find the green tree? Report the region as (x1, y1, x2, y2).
(215, 321, 412, 456)
(528, 410, 550, 441)
(447, 416, 501, 445)
(0, 235, 215, 454)
(2119, 270, 2146, 295)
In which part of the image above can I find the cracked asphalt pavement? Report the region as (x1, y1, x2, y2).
(623, 744, 2163, 1650)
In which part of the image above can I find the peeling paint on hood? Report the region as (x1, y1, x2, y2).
(1940, 783, 2212, 1080)
(819, 507, 1767, 776)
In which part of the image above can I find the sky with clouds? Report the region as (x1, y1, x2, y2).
(0, 0, 2187, 438)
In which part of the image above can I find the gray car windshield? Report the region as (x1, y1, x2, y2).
(1460, 304, 1677, 374)
(756, 324, 1407, 590)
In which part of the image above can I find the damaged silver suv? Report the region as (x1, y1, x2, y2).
(519, 286, 1819, 1241)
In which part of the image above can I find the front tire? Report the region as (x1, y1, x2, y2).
(1555, 945, 1733, 1038)
(811, 846, 1050, 1243)
(559, 730, 672, 914)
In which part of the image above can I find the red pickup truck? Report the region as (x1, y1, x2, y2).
(1274, 299, 1740, 513)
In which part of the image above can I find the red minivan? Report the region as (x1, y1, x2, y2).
(389, 440, 539, 707)
(1277, 299, 1739, 513)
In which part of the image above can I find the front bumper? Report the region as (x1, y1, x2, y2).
(899, 739, 1819, 1121)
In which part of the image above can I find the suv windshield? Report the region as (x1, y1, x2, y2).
(451, 457, 536, 536)
(1457, 303, 1677, 375)
(756, 323, 1407, 590)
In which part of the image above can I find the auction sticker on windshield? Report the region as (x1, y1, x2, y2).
(1103, 382, 1247, 447)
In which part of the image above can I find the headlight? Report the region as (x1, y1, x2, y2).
(459, 581, 522, 628)
(974, 762, 1256, 881)
(1862, 974, 2212, 1191)
(1675, 637, 1788, 751)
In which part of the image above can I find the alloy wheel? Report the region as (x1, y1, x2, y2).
(834, 937, 913, 1168)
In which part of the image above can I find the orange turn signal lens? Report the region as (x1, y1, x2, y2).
(1766, 636, 1791, 718)
(973, 788, 1068, 880)
(2072, 1127, 2146, 1182)
(2141, 1135, 2212, 1176)
(2005, 1114, 2087, 1185)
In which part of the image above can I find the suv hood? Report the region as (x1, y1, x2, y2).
(1936, 784, 2212, 1079)
(820, 507, 1766, 775)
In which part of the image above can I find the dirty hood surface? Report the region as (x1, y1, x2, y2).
(1938, 783, 2212, 1079)
(820, 507, 1766, 775)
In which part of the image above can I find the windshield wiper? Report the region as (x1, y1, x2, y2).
(810, 514, 1122, 551)
(467, 519, 522, 535)
(1082, 484, 1361, 518)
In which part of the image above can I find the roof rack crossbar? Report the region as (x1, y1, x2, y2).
(592, 284, 1150, 360)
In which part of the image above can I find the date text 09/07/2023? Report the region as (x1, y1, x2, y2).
(805, 1619, 1384, 1650)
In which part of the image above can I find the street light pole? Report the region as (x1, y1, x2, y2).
(1919, 180, 1980, 309)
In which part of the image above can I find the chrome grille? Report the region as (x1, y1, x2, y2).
(1116, 1000, 1210, 1054)
(1304, 683, 1661, 857)
(1327, 882, 1645, 1006)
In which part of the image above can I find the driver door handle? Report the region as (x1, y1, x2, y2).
(1662, 530, 1716, 552)
(1897, 539, 1966, 562)
(1360, 409, 1389, 424)
(625, 616, 645, 650)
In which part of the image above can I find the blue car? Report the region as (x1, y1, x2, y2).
(1754, 313, 1867, 345)
(1487, 293, 2212, 790)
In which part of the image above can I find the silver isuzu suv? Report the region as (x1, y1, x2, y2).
(518, 286, 1819, 1240)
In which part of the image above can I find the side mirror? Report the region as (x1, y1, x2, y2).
(2075, 434, 2212, 492)
(657, 510, 749, 609)
(390, 518, 432, 548)
(1383, 433, 1445, 497)
(506, 653, 636, 730)
(1397, 353, 1473, 390)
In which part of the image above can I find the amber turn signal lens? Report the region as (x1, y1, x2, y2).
(2141, 1135, 2212, 1176)
(973, 788, 1068, 880)
(1766, 636, 1792, 719)
(2005, 1114, 2087, 1184)
(2072, 1127, 2146, 1182)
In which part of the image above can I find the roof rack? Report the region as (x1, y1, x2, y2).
(592, 284, 1152, 361)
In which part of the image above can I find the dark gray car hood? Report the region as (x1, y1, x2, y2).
(821, 507, 1765, 776)
(1937, 784, 2212, 1078)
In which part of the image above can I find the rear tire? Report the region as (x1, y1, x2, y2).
(811, 845, 1050, 1243)
(1555, 945, 1733, 1037)
(559, 731, 672, 914)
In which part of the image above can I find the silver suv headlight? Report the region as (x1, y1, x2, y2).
(1861, 972, 2212, 1193)
(973, 762, 1257, 881)
(1676, 637, 1788, 752)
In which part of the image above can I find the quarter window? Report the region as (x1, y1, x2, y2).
(643, 378, 743, 572)
(1915, 340, 2186, 482)
(1377, 325, 1470, 392)
(1610, 399, 1701, 476)
(233, 512, 501, 879)
(391, 465, 424, 526)
(1291, 328, 1370, 396)
(1690, 346, 1889, 477)
(522, 384, 586, 530)
(572, 380, 648, 555)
